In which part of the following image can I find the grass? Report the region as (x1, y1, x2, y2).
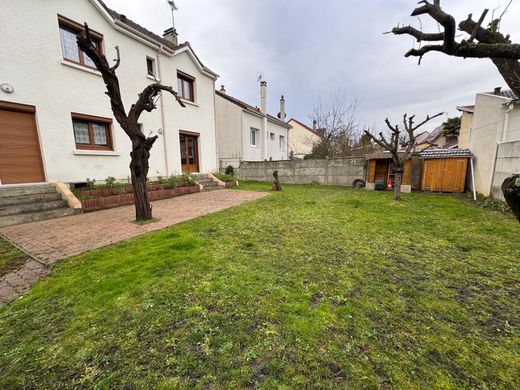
(0, 237, 29, 277)
(0, 182, 519, 388)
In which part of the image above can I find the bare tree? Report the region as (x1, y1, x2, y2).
(307, 94, 361, 158)
(77, 24, 185, 221)
(390, 1, 520, 99)
(364, 112, 443, 200)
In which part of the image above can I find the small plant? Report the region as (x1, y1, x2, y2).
(478, 198, 511, 214)
(225, 165, 235, 176)
(180, 173, 197, 187)
(165, 175, 180, 189)
(214, 173, 236, 183)
(86, 178, 96, 189)
(105, 176, 117, 188)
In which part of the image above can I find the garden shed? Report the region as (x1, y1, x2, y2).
(365, 151, 416, 193)
(419, 149, 472, 193)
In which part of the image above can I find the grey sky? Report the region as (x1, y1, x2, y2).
(104, 0, 519, 132)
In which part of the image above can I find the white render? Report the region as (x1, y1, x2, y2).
(468, 92, 520, 197)
(0, 0, 218, 184)
(215, 86, 291, 169)
(287, 119, 321, 158)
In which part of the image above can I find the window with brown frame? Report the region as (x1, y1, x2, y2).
(177, 72, 195, 102)
(72, 114, 113, 151)
(58, 15, 103, 69)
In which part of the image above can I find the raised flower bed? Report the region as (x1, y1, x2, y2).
(213, 173, 238, 187)
(77, 183, 199, 213)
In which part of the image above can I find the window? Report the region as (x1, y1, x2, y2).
(177, 72, 195, 101)
(279, 135, 286, 150)
(58, 15, 103, 69)
(146, 57, 156, 77)
(250, 128, 259, 147)
(72, 114, 113, 150)
(270, 132, 275, 141)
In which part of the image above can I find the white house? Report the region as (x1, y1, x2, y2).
(287, 118, 322, 158)
(0, 0, 219, 186)
(466, 88, 520, 199)
(215, 82, 292, 168)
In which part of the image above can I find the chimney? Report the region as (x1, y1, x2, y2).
(313, 120, 317, 132)
(163, 28, 179, 47)
(278, 95, 286, 121)
(494, 87, 502, 95)
(260, 81, 267, 115)
(220, 85, 226, 93)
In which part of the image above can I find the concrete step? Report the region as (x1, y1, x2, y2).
(0, 192, 62, 207)
(0, 208, 79, 228)
(0, 200, 69, 217)
(201, 181, 218, 187)
(0, 185, 56, 198)
(202, 186, 222, 192)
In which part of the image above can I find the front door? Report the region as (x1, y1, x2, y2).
(179, 132, 199, 173)
(0, 102, 45, 184)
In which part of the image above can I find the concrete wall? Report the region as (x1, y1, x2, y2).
(0, 0, 217, 184)
(236, 158, 365, 186)
(491, 140, 520, 200)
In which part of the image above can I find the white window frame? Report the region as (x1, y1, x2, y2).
(279, 134, 286, 150)
(146, 57, 156, 77)
(250, 128, 259, 147)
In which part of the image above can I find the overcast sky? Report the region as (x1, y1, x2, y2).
(104, 0, 519, 132)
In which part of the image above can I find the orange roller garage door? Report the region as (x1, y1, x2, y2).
(0, 101, 45, 184)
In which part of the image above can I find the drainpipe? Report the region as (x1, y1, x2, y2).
(502, 101, 514, 142)
(157, 45, 169, 175)
(260, 81, 268, 160)
(470, 156, 477, 201)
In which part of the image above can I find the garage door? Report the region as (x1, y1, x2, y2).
(421, 158, 468, 193)
(0, 102, 45, 184)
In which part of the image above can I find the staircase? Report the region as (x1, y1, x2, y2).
(0, 185, 79, 228)
(195, 174, 222, 192)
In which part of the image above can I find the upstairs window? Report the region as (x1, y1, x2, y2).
(177, 72, 195, 102)
(250, 128, 259, 147)
(58, 15, 103, 69)
(270, 132, 275, 141)
(279, 135, 286, 150)
(146, 57, 156, 77)
(72, 113, 113, 151)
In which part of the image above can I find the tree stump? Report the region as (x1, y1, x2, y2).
(502, 174, 520, 223)
(272, 170, 282, 191)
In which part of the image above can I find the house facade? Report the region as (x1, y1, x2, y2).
(287, 119, 322, 159)
(466, 89, 520, 199)
(215, 83, 291, 168)
(0, 0, 219, 186)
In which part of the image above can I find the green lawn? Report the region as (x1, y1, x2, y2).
(0, 237, 29, 277)
(1, 183, 519, 388)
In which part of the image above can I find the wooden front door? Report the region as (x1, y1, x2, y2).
(179, 132, 199, 173)
(0, 102, 45, 184)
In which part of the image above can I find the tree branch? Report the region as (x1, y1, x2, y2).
(128, 84, 186, 126)
(391, 26, 444, 42)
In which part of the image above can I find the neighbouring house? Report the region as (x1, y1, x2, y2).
(0, 0, 219, 186)
(457, 105, 474, 149)
(287, 119, 322, 159)
(215, 83, 292, 168)
(416, 124, 458, 151)
(466, 88, 520, 199)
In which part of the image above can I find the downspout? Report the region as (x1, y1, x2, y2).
(489, 101, 514, 195)
(470, 156, 477, 201)
(157, 45, 169, 175)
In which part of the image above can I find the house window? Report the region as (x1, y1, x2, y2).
(270, 132, 275, 141)
(177, 72, 195, 101)
(279, 135, 286, 150)
(250, 128, 259, 147)
(146, 57, 156, 77)
(58, 15, 103, 69)
(72, 114, 113, 150)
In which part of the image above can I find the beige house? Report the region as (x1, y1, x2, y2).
(466, 89, 520, 199)
(457, 105, 475, 149)
(287, 119, 322, 158)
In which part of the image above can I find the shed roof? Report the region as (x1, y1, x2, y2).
(419, 149, 472, 159)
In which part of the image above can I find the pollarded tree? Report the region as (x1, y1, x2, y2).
(364, 112, 443, 200)
(390, 0, 520, 97)
(76, 24, 185, 221)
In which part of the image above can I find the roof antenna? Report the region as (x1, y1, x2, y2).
(167, 1, 178, 32)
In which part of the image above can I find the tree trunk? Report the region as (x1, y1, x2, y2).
(393, 167, 404, 201)
(130, 140, 153, 221)
(502, 174, 520, 223)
